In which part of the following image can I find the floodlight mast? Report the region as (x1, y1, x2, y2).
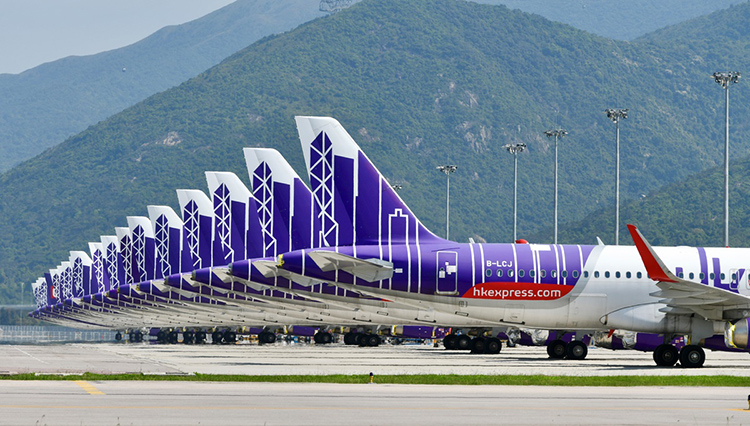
(504, 143, 527, 242)
(712, 71, 741, 247)
(436, 165, 457, 240)
(605, 108, 628, 245)
(544, 129, 567, 244)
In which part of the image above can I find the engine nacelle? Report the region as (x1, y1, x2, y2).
(601, 303, 723, 339)
(724, 318, 750, 349)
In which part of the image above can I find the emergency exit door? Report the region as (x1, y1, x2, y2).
(436, 251, 458, 294)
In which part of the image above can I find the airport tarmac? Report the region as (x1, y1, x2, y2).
(2, 341, 750, 376)
(1, 381, 748, 425)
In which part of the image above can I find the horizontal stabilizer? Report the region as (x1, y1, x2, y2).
(307, 251, 393, 282)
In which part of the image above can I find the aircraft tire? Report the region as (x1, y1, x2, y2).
(443, 334, 457, 350)
(547, 339, 567, 359)
(260, 332, 276, 344)
(679, 345, 705, 368)
(343, 332, 355, 345)
(484, 338, 502, 354)
(566, 341, 588, 360)
(195, 331, 206, 344)
(211, 331, 223, 344)
(225, 331, 237, 343)
(364, 334, 380, 347)
(456, 334, 472, 351)
(183, 331, 194, 345)
(156, 330, 166, 343)
(115, 332, 122, 342)
(470, 337, 486, 354)
(653, 344, 679, 367)
(320, 332, 333, 344)
(168, 331, 179, 344)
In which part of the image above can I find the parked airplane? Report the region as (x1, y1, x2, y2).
(248, 116, 750, 368)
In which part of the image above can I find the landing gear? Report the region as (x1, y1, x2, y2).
(443, 334, 457, 350)
(194, 331, 207, 344)
(546, 339, 567, 359)
(211, 331, 223, 344)
(224, 331, 237, 344)
(314, 331, 333, 344)
(183, 331, 194, 345)
(484, 337, 502, 354)
(358, 334, 381, 347)
(653, 344, 679, 367)
(167, 331, 178, 344)
(679, 345, 705, 368)
(115, 332, 122, 342)
(258, 331, 276, 345)
(455, 334, 472, 351)
(565, 341, 588, 360)
(470, 337, 485, 354)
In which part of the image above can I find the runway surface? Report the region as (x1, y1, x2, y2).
(1, 381, 749, 425)
(2, 341, 750, 376)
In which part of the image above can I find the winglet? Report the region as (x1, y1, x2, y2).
(626, 224, 678, 283)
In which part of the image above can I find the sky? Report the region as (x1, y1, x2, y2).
(0, 0, 236, 74)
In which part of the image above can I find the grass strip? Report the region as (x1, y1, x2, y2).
(1, 373, 749, 386)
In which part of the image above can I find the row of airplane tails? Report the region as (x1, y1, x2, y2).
(29, 116, 750, 368)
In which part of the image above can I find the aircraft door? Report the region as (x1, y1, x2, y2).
(436, 251, 458, 295)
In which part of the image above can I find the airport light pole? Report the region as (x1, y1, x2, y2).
(544, 129, 567, 244)
(436, 165, 457, 240)
(605, 108, 628, 245)
(504, 143, 527, 242)
(712, 71, 741, 247)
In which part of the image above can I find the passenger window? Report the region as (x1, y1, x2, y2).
(721, 273, 726, 280)
(518, 270, 525, 278)
(710, 273, 715, 280)
(540, 270, 546, 278)
(678, 272, 683, 278)
(637, 272, 642, 279)
(551, 270, 557, 278)
(605, 271, 610, 278)
(626, 271, 631, 279)
(530, 270, 535, 278)
(689, 272, 694, 279)
(497, 269, 503, 278)
(700, 273, 705, 280)
(562, 270, 568, 278)
(583, 271, 589, 278)
(485, 269, 492, 277)
(732, 273, 738, 281)
(615, 271, 621, 278)
(594, 271, 600, 278)
(572, 270, 579, 278)
(508, 270, 514, 278)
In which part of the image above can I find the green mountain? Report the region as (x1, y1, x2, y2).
(2, 0, 750, 304)
(0, 0, 324, 172)
(487, 0, 746, 41)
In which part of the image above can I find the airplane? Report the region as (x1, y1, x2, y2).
(246, 115, 750, 368)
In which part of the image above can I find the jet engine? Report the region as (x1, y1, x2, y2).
(724, 318, 750, 349)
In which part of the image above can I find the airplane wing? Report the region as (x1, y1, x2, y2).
(628, 224, 750, 320)
(307, 250, 394, 282)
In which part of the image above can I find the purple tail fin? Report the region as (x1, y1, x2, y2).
(296, 116, 443, 247)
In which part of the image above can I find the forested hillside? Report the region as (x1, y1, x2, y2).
(1, 0, 749, 304)
(0, 0, 324, 172)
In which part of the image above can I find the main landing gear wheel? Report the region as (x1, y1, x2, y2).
(183, 331, 194, 345)
(195, 331, 206, 344)
(547, 339, 567, 359)
(455, 335, 472, 351)
(224, 331, 237, 344)
(653, 344, 679, 367)
(115, 332, 122, 342)
(679, 345, 705, 368)
(344, 332, 357, 345)
(443, 334, 457, 350)
(359, 334, 381, 347)
(259, 331, 276, 344)
(470, 337, 486, 354)
(484, 337, 502, 355)
(566, 341, 588, 360)
(211, 331, 223, 344)
(314, 332, 333, 344)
